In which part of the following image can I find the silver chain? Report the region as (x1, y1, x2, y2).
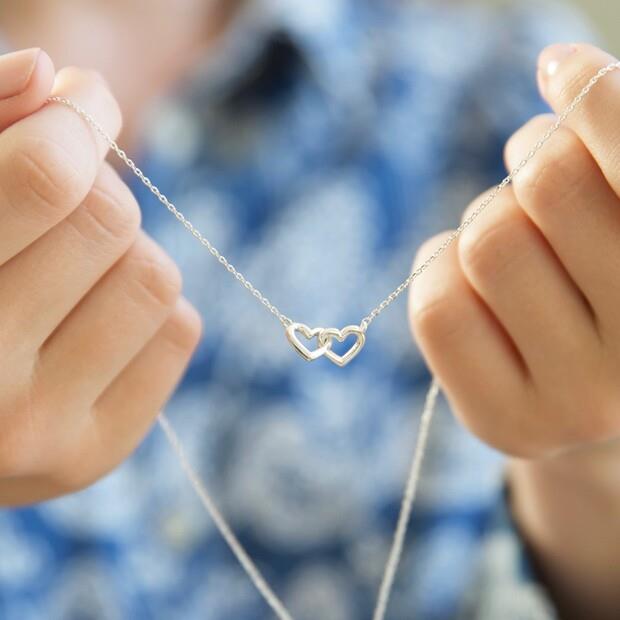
(47, 60, 620, 341)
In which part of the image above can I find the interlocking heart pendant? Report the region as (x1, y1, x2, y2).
(285, 322, 366, 367)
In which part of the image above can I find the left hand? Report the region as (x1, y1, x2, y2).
(409, 43, 620, 459)
(408, 42, 620, 620)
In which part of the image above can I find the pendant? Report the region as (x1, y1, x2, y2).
(285, 322, 366, 367)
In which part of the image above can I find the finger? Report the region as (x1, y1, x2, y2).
(0, 299, 200, 506)
(0, 48, 55, 131)
(0, 473, 69, 506)
(90, 298, 201, 468)
(537, 43, 620, 197)
(0, 162, 141, 353)
(458, 186, 597, 380)
(408, 232, 530, 453)
(505, 114, 620, 332)
(0, 66, 122, 265)
(36, 232, 182, 409)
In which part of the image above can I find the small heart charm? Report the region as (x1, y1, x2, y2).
(318, 325, 366, 367)
(286, 323, 331, 362)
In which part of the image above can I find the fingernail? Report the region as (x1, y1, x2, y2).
(538, 43, 577, 79)
(0, 48, 41, 99)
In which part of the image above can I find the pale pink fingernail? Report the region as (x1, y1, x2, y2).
(0, 48, 41, 99)
(538, 43, 577, 79)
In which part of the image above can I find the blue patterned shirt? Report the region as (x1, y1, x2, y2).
(0, 1, 593, 618)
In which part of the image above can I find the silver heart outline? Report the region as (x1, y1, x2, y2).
(318, 325, 366, 367)
(285, 322, 331, 362)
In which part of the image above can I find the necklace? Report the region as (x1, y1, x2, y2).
(47, 61, 620, 619)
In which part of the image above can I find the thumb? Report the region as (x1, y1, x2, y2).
(0, 48, 55, 132)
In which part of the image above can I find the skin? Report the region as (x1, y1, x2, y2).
(0, 4, 617, 618)
(409, 44, 620, 619)
(0, 0, 233, 501)
(0, 0, 243, 150)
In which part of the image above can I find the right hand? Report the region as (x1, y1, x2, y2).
(0, 48, 202, 506)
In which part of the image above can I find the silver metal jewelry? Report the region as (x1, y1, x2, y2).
(46, 60, 620, 368)
(47, 61, 620, 619)
(285, 323, 331, 362)
(285, 322, 366, 366)
(318, 325, 366, 367)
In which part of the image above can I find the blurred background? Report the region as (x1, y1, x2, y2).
(487, 0, 620, 55)
(566, 0, 619, 53)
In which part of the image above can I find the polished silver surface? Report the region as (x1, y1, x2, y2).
(285, 323, 331, 362)
(285, 323, 366, 366)
(319, 325, 366, 367)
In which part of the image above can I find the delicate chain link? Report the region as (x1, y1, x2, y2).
(47, 59, 619, 335)
(46, 95, 293, 327)
(360, 60, 620, 330)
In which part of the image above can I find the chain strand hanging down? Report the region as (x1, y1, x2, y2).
(157, 377, 439, 620)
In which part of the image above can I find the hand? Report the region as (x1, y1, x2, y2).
(408, 43, 620, 619)
(0, 49, 201, 506)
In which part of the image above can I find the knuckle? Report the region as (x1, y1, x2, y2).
(415, 233, 446, 259)
(409, 288, 460, 343)
(514, 158, 555, 209)
(175, 304, 203, 350)
(412, 231, 454, 269)
(165, 302, 203, 353)
(73, 179, 141, 250)
(503, 114, 553, 168)
(458, 213, 518, 282)
(9, 136, 88, 219)
(127, 239, 183, 309)
(513, 129, 589, 211)
(460, 188, 494, 225)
